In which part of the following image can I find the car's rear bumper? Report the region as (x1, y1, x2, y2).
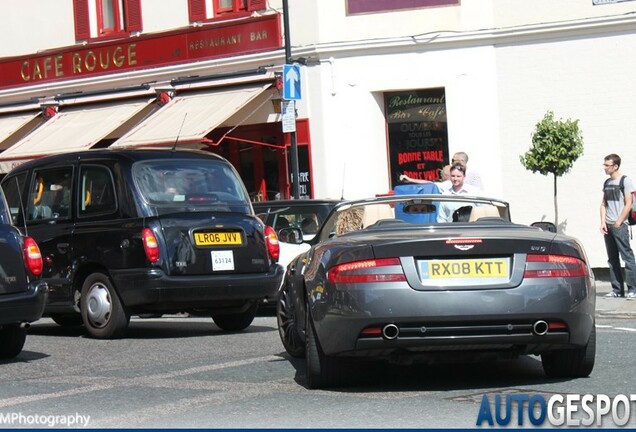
(0, 281, 49, 325)
(311, 278, 596, 358)
(111, 264, 284, 311)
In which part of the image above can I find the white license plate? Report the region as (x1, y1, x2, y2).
(211, 250, 234, 271)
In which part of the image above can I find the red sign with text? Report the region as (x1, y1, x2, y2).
(0, 14, 281, 90)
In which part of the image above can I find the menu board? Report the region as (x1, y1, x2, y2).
(385, 88, 449, 189)
(289, 145, 312, 199)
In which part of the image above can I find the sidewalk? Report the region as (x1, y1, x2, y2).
(595, 279, 636, 317)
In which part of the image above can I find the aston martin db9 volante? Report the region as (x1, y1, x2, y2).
(275, 195, 596, 389)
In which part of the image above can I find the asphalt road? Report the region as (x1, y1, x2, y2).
(0, 304, 635, 429)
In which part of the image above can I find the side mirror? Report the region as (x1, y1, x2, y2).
(278, 227, 304, 244)
(531, 221, 557, 233)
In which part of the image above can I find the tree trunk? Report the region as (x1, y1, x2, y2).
(553, 173, 558, 229)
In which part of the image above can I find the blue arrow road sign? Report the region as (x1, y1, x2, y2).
(283, 64, 301, 100)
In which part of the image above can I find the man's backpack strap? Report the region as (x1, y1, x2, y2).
(618, 175, 636, 234)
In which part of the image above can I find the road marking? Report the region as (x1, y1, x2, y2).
(614, 327, 636, 332)
(596, 323, 636, 332)
(0, 384, 113, 408)
(0, 355, 279, 408)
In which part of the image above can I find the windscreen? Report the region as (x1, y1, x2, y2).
(256, 204, 333, 236)
(317, 197, 511, 241)
(133, 159, 251, 212)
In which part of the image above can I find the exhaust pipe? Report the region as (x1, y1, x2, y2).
(20, 322, 30, 330)
(532, 320, 549, 336)
(382, 324, 399, 340)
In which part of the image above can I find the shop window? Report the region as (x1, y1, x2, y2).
(385, 88, 450, 190)
(73, 0, 142, 41)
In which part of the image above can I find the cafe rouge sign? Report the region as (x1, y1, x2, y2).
(0, 14, 281, 90)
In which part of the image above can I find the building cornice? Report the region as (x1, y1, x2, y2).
(291, 12, 636, 60)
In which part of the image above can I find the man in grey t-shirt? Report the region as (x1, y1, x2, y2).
(600, 153, 636, 298)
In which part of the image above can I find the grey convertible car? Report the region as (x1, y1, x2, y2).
(275, 195, 596, 389)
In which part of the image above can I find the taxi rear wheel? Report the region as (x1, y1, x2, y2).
(212, 302, 258, 331)
(0, 325, 26, 359)
(80, 273, 130, 339)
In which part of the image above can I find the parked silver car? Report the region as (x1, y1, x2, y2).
(276, 195, 596, 389)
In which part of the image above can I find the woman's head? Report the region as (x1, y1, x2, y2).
(450, 163, 466, 189)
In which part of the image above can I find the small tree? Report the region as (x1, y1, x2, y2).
(519, 111, 584, 227)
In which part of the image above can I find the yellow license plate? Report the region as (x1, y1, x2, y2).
(194, 231, 243, 246)
(420, 258, 509, 279)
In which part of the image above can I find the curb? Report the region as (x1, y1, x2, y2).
(594, 280, 636, 317)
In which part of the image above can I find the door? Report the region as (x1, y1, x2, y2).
(24, 166, 75, 308)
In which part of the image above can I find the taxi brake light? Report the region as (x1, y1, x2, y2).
(142, 228, 160, 263)
(23, 237, 43, 276)
(264, 226, 280, 261)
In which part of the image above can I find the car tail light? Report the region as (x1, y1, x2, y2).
(23, 237, 43, 276)
(142, 228, 160, 263)
(264, 226, 280, 261)
(524, 254, 589, 278)
(327, 258, 406, 284)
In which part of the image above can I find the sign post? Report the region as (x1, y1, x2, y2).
(282, 0, 301, 199)
(282, 63, 302, 198)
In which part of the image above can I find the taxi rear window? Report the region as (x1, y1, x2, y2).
(133, 159, 251, 211)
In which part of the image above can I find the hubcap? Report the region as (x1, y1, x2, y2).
(86, 282, 112, 328)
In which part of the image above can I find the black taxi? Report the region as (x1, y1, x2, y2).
(0, 185, 47, 358)
(0, 149, 283, 339)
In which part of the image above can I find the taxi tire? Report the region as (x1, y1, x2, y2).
(305, 307, 345, 389)
(80, 272, 130, 339)
(276, 282, 305, 358)
(542, 325, 596, 378)
(0, 325, 26, 359)
(212, 302, 258, 331)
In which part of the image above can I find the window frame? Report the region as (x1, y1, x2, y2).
(0, 172, 28, 226)
(187, 0, 265, 23)
(78, 164, 118, 219)
(214, 0, 247, 15)
(73, 0, 142, 41)
(97, 0, 125, 37)
(27, 167, 75, 223)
